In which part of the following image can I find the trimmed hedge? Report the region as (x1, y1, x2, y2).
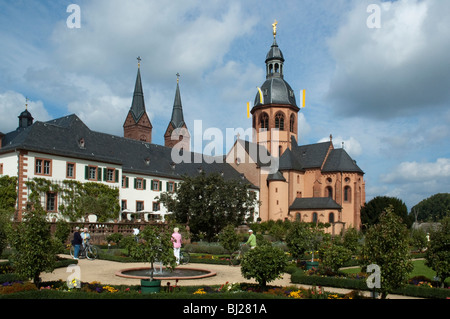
(291, 270, 450, 299)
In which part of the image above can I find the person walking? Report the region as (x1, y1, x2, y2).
(72, 227, 83, 260)
(171, 227, 182, 265)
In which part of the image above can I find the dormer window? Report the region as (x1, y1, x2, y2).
(78, 138, 85, 148)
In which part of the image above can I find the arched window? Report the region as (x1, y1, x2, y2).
(344, 186, 352, 202)
(259, 113, 269, 131)
(312, 212, 318, 224)
(295, 213, 301, 221)
(290, 114, 295, 132)
(275, 113, 285, 131)
(275, 63, 279, 73)
(329, 212, 335, 223)
(325, 186, 333, 198)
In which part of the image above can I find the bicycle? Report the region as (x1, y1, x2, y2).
(179, 250, 190, 265)
(70, 241, 99, 260)
(230, 243, 250, 266)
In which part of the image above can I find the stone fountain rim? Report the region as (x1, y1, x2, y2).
(115, 266, 217, 280)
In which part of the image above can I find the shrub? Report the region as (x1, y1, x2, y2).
(240, 245, 288, 288)
(0, 281, 38, 294)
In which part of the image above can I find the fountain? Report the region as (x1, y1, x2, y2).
(116, 262, 216, 280)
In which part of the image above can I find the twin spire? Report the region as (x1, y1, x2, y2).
(124, 56, 189, 150)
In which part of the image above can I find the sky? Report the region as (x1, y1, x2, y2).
(0, 0, 449, 211)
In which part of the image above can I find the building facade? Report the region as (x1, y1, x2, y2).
(0, 23, 365, 233)
(0, 66, 258, 223)
(227, 26, 365, 233)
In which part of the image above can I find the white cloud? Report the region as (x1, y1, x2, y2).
(381, 158, 450, 184)
(318, 135, 362, 158)
(326, 0, 450, 119)
(0, 91, 51, 132)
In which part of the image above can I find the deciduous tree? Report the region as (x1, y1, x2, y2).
(360, 205, 413, 299)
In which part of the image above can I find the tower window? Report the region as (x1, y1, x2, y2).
(275, 113, 285, 131)
(260, 113, 269, 131)
(325, 186, 333, 198)
(290, 114, 295, 132)
(344, 186, 352, 202)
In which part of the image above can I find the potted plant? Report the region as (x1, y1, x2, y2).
(129, 225, 176, 293)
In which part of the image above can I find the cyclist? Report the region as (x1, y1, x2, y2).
(245, 229, 256, 249)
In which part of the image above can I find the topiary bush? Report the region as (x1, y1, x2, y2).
(240, 244, 288, 288)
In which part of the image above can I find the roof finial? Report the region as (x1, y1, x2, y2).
(137, 56, 141, 68)
(25, 97, 29, 110)
(330, 134, 333, 141)
(272, 19, 278, 38)
(176, 72, 180, 84)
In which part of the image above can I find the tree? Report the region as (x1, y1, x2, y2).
(0, 175, 16, 256)
(341, 227, 362, 255)
(219, 224, 241, 264)
(129, 225, 176, 281)
(7, 205, 60, 287)
(360, 196, 410, 231)
(158, 172, 258, 241)
(410, 193, 450, 222)
(0, 175, 17, 214)
(425, 216, 450, 287)
(285, 222, 327, 263)
(360, 205, 413, 299)
(322, 243, 352, 273)
(240, 244, 288, 288)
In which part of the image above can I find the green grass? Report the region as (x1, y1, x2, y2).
(341, 259, 449, 284)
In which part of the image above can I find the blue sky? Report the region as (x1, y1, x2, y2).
(0, 0, 449, 210)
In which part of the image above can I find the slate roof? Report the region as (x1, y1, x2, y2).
(129, 67, 147, 123)
(289, 197, 342, 211)
(235, 139, 273, 168)
(0, 114, 257, 188)
(169, 82, 185, 129)
(278, 137, 364, 174)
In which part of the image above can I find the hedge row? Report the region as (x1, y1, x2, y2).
(291, 270, 450, 299)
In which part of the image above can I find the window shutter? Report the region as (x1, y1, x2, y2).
(126, 177, 129, 188)
(97, 167, 102, 181)
(166, 182, 169, 191)
(103, 168, 107, 181)
(143, 179, 147, 190)
(134, 178, 137, 189)
(150, 180, 154, 190)
(85, 166, 88, 180)
(115, 170, 119, 183)
(159, 181, 162, 191)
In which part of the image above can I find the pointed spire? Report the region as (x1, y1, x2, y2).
(170, 73, 185, 128)
(129, 57, 146, 122)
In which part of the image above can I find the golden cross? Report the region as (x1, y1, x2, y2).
(137, 56, 141, 68)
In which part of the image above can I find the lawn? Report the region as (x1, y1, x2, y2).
(341, 259, 449, 284)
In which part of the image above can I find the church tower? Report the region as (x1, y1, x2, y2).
(164, 73, 190, 151)
(251, 21, 300, 156)
(123, 57, 153, 142)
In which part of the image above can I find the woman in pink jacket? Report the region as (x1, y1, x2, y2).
(171, 227, 182, 265)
